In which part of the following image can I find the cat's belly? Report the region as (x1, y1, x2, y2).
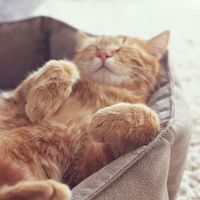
(50, 96, 98, 130)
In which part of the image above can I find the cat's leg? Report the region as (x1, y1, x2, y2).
(16, 60, 79, 122)
(0, 179, 71, 200)
(88, 103, 160, 157)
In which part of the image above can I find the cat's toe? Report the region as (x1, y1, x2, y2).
(46, 180, 71, 200)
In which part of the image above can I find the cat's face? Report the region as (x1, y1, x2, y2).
(74, 31, 169, 88)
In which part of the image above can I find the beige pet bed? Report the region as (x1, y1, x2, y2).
(0, 16, 192, 200)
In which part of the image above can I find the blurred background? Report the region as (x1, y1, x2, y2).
(0, 0, 199, 199)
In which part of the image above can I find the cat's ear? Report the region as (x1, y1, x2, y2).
(117, 35, 128, 44)
(147, 31, 170, 59)
(75, 31, 92, 49)
(75, 31, 90, 49)
(76, 31, 88, 41)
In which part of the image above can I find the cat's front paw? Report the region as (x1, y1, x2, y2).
(25, 60, 79, 122)
(88, 103, 160, 156)
(40, 60, 80, 84)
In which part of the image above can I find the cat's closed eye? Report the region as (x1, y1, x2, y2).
(89, 45, 99, 50)
(114, 47, 121, 53)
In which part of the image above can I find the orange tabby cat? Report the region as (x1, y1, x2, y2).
(0, 31, 169, 200)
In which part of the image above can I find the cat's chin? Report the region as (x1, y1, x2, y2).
(94, 65, 114, 74)
(89, 69, 123, 85)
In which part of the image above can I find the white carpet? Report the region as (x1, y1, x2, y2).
(0, 0, 199, 199)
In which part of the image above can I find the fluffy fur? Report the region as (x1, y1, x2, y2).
(0, 31, 169, 200)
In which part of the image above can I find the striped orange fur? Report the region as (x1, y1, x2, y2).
(0, 31, 169, 200)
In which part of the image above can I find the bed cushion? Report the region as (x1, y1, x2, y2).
(0, 17, 77, 89)
(0, 16, 192, 200)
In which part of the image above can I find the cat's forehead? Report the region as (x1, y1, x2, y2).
(96, 36, 118, 44)
(92, 35, 139, 49)
(93, 36, 122, 48)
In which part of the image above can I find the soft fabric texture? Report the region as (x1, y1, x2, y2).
(0, 17, 77, 89)
(0, 16, 192, 200)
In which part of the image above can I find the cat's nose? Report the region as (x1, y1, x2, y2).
(96, 50, 112, 63)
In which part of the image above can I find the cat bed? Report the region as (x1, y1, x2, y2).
(0, 16, 192, 200)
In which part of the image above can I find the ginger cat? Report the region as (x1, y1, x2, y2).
(0, 31, 169, 200)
